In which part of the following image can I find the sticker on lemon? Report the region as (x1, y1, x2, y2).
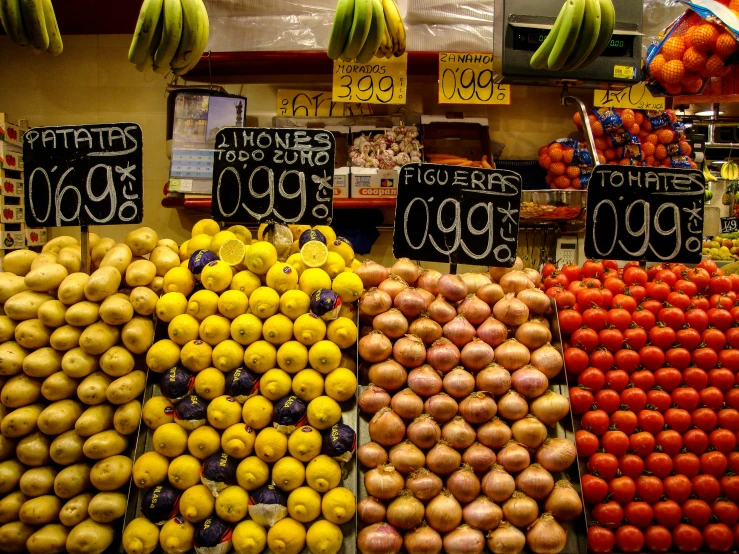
(217, 290, 248, 319)
(249, 287, 280, 319)
(243, 341, 277, 374)
(308, 340, 341, 374)
(266, 262, 299, 295)
(287, 426, 322, 462)
(262, 314, 294, 346)
(245, 242, 277, 275)
(293, 314, 326, 346)
(156, 291, 188, 322)
(207, 396, 242, 429)
(212, 340, 245, 372)
(279, 289, 310, 320)
(230, 313, 263, 346)
(221, 424, 255, 458)
(272, 457, 305, 492)
(276, 341, 308, 373)
(306, 396, 342, 430)
(232, 519, 266, 554)
(326, 317, 358, 349)
(186, 289, 219, 320)
(201, 260, 232, 293)
(242, 395, 273, 429)
(236, 456, 270, 491)
(291, 369, 324, 402)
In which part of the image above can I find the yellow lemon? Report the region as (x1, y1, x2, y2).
(291, 369, 324, 402)
(146, 339, 181, 373)
(180, 484, 215, 523)
(306, 520, 342, 554)
(339, 353, 356, 372)
(313, 226, 336, 244)
(267, 518, 305, 554)
(350, 258, 362, 269)
(273, 457, 305, 492)
(300, 241, 328, 268)
(123, 517, 160, 554)
(153, 422, 188, 457)
(266, 263, 299, 295)
(242, 395, 273, 429)
(194, 367, 226, 400)
(180, 340, 213, 372)
(337, 302, 356, 320)
(276, 341, 308, 373)
(321, 486, 356, 524)
(199, 314, 231, 346)
(227, 225, 252, 244)
(262, 314, 294, 345)
(187, 234, 213, 256)
(236, 456, 270, 491)
(287, 425, 322, 462)
(293, 314, 326, 346)
(180, 259, 189, 268)
(243, 340, 277, 374)
(179, 241, 190, 262)
(218, 290, 248, 319)
(231, 314, 263, 346)
(133, 451, 169, 489)
(232, 520, 266, 554)
(221, 423, 256, 459)
(212, 340, 245, 372)
(209, 231, 239, 255)
(287, 487, 321, 523)
(201, 260, 232, 293)
(160, 516, 195, 554)
(298, 268, 331, 296)
(218, 239, 246, 267)
(168, 314, 200, 345)
(308, 340, 341, 374)
(163, 267, 195, 296)
(306, 396, 342, 430)
(260, 368, 293, 401)
(249, 287, 280, 319)
(215, 485, 249, 523)
(257, 224, 268, 241)
(207, 395, 242, 429)
(186, 426, 221, 461)
(186, 289, 219, 320)
(143, 396, 175, 429)
(321, 252, 345, 279)
(326, 317, 358, 349)
(288, 225, 311, 241)
(279, 290, 310, 320)
(156, 292, 188, 322)
(254, 427, 288, 462)
(168, 454, 203, 489)
(305, 454, 341, 492)
(324, 367, 357, 402)
(290, 240, 301, 256)
(285, 254, 306, 277)
(331, 271, 363, 303)
(246, 242, 278, 275)
(328, 238, 354, 266)
(192, 219, 221, 237)
(230, 270, 261, 296)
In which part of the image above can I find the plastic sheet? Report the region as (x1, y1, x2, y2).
(405, 0, 493, 24)
(407, 23, 493, 51)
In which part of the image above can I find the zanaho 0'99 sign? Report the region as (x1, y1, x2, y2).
(212, 128, 335, 225)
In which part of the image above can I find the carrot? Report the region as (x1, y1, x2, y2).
(427, 154, 469, 161)
(481, 155, 492, 169)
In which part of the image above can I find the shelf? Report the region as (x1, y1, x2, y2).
(161, 196, 398, 211)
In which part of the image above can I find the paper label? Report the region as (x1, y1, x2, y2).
(438, 53, 511, 105)
(333, 54, 407, 105)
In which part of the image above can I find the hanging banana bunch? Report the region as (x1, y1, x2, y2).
(0, 0, 63, 55)
(327, 0, 406, 62)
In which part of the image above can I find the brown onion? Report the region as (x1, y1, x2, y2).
(360, 330, 393, 363)
(511, 365, 549, 399)
(443, 367, 476, 399)
(530, 344, 563, 379)
(517, 288, 550, 315)
(496, 390, 529, 421)
(526, 513, 567, 554)
(368, 359, 407, 391)
(409, 316, 443, 345)
(358, 441, 388, 468)
(391, 258, 421, 286)
(407, 365, 443, 397)
(391, 388, 424, 420)
(544, 480, 583, 522)
(475, 364, 511, 396)
(458, 295, 491, 325)
(443, 315, 476, 348)
(497, 441, 530, 473)
(426, 440, 461, 475)
(481, 463, 515, 503)
(406, 468, 443, 501)
(379, 274, 409, 300)
(499, 271, 535, 294)
(441, 416, 476, 449)
(369, 407, 406, 446)
(530, 390, 570, 426)
(459, 392, 497, 424)
(438, 274, 468, 302)
(358, 496, 387, 524)
(462, 442, 496, 474)
(493, 293, 529, 327)
(428, 295, 457, 324)
(358, 384, 391, 414)
(389, 441, 426, 474)
(461, 272, 491, 293)
(360, 288, 393, 316)
(524, 268, 542, 287)
(426, 338, 461, 374)
(365, 463, 405, 500)
(503, 491, 539, 528)
(487, 521, 526, 554)
(443, 525, 485, 554)
(424, 393, 458, 424)
(489, 257, 523, 282)
(407, 413, 441, 449)
(394, 335, 427, 368)
(404, 524, 442, 554)
(394, 288, 426, 319)
(416, 288, 436, 309)
(476, 317, 509, 348)
(476, 283, 504, 306)
(387, 490, 425, 530)
(536, 438, 577, 472)
(447, 464, 481, 504)
(463, 497, 502, 531)
(476, 417, 511, 449)
(531, 315, 551, 329)
(417, 269, 442, 295)
(373, 308, 409, 339)
(511, 415, 548, 449)
(358, 522, 403, 554)
(514, 321, 552, 350)
(425, 490, 462, 533)
(494, 339, 531, 371)
(516, 463, 554, 500)
(356, 261, 390, 288)
(460, 339, 495, 371)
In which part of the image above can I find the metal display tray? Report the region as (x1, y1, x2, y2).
(520, 190, 587, 224)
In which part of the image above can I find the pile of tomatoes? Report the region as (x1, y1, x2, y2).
(543, 259, 739, 553)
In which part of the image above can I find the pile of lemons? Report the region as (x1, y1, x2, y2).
(126, 219, 364, 554)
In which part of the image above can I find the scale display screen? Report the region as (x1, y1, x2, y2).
(513, 31, 633, 57)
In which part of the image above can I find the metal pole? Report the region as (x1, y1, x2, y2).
(561, 85, 599, 168)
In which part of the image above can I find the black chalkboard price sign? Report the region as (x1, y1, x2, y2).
(212, 128, 335, 225)
(585, 165, 705, 263)
(721, 216, 738, 234)
(393, 163, 523, 266)
(23, 123, 143, 227)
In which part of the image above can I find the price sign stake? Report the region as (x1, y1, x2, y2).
(332, 54, 407, 105)
(585, 164, 705, 264)
(438, 53, 511, 105)
(393, 163, 522, 266)
(721, 216, 738, 234)
(593, 82, 665, 111)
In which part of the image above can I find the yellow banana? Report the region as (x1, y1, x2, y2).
(20, 0, 48, 50)
(40, 0, 61, 55)
(171, 0, 206, 70)
(548, 0, 586, 70)
(561, 0, 600, 71)
(530, 1, 567, 70)
(382, 0, 405, 56)
(579, 0, 615, 68)
(129, 0, 164, 64)
(172, 0, 209, 75)
(0, 0, 30, 46)
(154, 0, 183, 73)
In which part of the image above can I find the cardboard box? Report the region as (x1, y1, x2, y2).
(0, 224, 24, 250)
(0, 202, 24, 224)
(0, 143, 22, 172)
(25, 227, 46, 246)
(350, 167, 399, 198)
(0, 114, 24, 146)
(334, 166, 349, 197)
(421, 115, 492, 164)
(1, 176, 23, 197)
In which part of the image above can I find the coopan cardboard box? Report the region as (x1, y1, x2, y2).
(349, 126, 400, 199)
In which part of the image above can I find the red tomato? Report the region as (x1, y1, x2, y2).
(725, 327, 739, 348)
(602, 430, 630, 457)
(644, 525, 673, 552)
(721, 475, 739, 502)
(646, 280, 671, 301)
(647, 263, 667, 281)
(712, 500, 739, 526)
(672, 524, 703, 552)
(552, 288, 577, 310)
(627, 285, 647, 304)
(674, 279, 698, 297)
(710, 428, 738, 453)
(693, 407, 719, 432)
(583, 307, 608, 330)
(664, 407, 692, 433)
(671, 387, 700, 411)
(616, 526, 645, 553)
(645, 452, 673, 479)
(664, 475, 692, 503)
(604, 277, 626, 296)
(607, 308, 632, 330)
(582, 409, 610, 436)
(563, 347, 589, 375)
(703, 523, 734, 552)
(682, 367, 709, 390)
(605, 369, 629, 392)
(709, 368, 736, 392)
(681, 499, 712, 527)
(691, 295, 710, 311)
(541, 263, 556, 279)
(653, 500, 682, 528)
(598, 328, 624, 352)
(654, 367, 682, 392)
(710, 294, 735, 309)
(656, 269, 678, 287)
(700, 386, 726, 411)
(665, 347, 691, 369)
(557, 309, 582, 335)
(693, 474, 722, 503)
(629, 431, 655, 457)
(709, 307, 734, 331)
(711, 275, 734, 295)
(674, 452, 701, 479)
(631, 369, 655, 391)
(590, 349, 615, 372)
(692, 347, 719, 370)
(560, 263, 581, 283)
(719, 349, 739, 372)
(624, 266, 648, 286)
(588, 526, 615, 554)
(649, 325, 676, 349)
(640, 299, 664, 316)
(684, 308, 709, 332)
(593, 500, 624, 529)
(583, 260, 605, 280)
(619, 454, 645, 480)
(623, 501, 653, 530)
(655, 429, 683, 457)
(631, 308, 656, 330)
(571, 328, 599, 353)
(544, 271, 569, 290)
(702, 328, 727, 351)
(698, 259, 719, 274)
(638, 409, 665, 434)
(729, 272, 739, 293)
(639, 346, 665, 371)
(569, 386, 594, 414)
(676, 327, 701, 350)
(614, 349, 640, 374)
(595, 389, 621, 414)
(686, 267, 710, 291)
(620, 389, 647, 412)
(613, 294, 637, 313)
(718, 409, 739, 432)
(666, 291, 692, 311)
(701, 450, 729, 477)
(582, 474, 609, 504)
(730, 452, 739, 473)
(683, 428, 710, 455)
(727, 388, 739, 410)
(577, 287, 605, 310)
(659, 306, 685, 329)
(578, 367, 606, 393)
(575, 429, 599, 457)
(609, 475, 636, 504)
(611, 409, 639, 435)
(588, 452, 619, 480)
(623, 327, 648, 350)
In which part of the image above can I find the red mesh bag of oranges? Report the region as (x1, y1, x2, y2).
(645, 0, 739, 96)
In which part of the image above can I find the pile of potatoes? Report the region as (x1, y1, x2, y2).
(0, 227, 180, 554)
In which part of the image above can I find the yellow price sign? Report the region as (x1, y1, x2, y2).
(438, 53, 510, 105)
(276, 90, 375, 116)
(593, 82, 665, 111)
(332, 54, 407, 104)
